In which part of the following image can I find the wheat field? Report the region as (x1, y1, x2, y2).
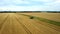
(20, 13, 60, 22)
(0, 13, 60, 34)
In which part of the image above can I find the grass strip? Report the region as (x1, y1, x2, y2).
(35, 17, 60, 26)
(20, 14, 60, 26)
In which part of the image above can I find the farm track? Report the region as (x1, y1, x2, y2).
(0, 13, 60, 34)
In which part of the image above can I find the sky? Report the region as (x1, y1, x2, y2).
(0, 0, 60, 11)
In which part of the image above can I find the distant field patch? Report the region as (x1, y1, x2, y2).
(19, 13, 60, 26)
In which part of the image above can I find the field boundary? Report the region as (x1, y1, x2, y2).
(19, 14, 60, 26)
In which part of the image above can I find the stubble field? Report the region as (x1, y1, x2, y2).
(0, 13, 60, 34)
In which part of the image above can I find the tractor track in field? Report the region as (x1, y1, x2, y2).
(14, 14, 42, 34)
(0, 14, 9, 30)
(14, 15, 32, 34)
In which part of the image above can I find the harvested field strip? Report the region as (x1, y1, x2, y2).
(19, 14, 60, 26)
(0, 15, 9, 30)
(15, 16, 32, 34)
(15, 14, 44, 34)
(0, 13, 28, 34)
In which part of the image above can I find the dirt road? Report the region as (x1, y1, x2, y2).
(0, 13, 60, 34)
